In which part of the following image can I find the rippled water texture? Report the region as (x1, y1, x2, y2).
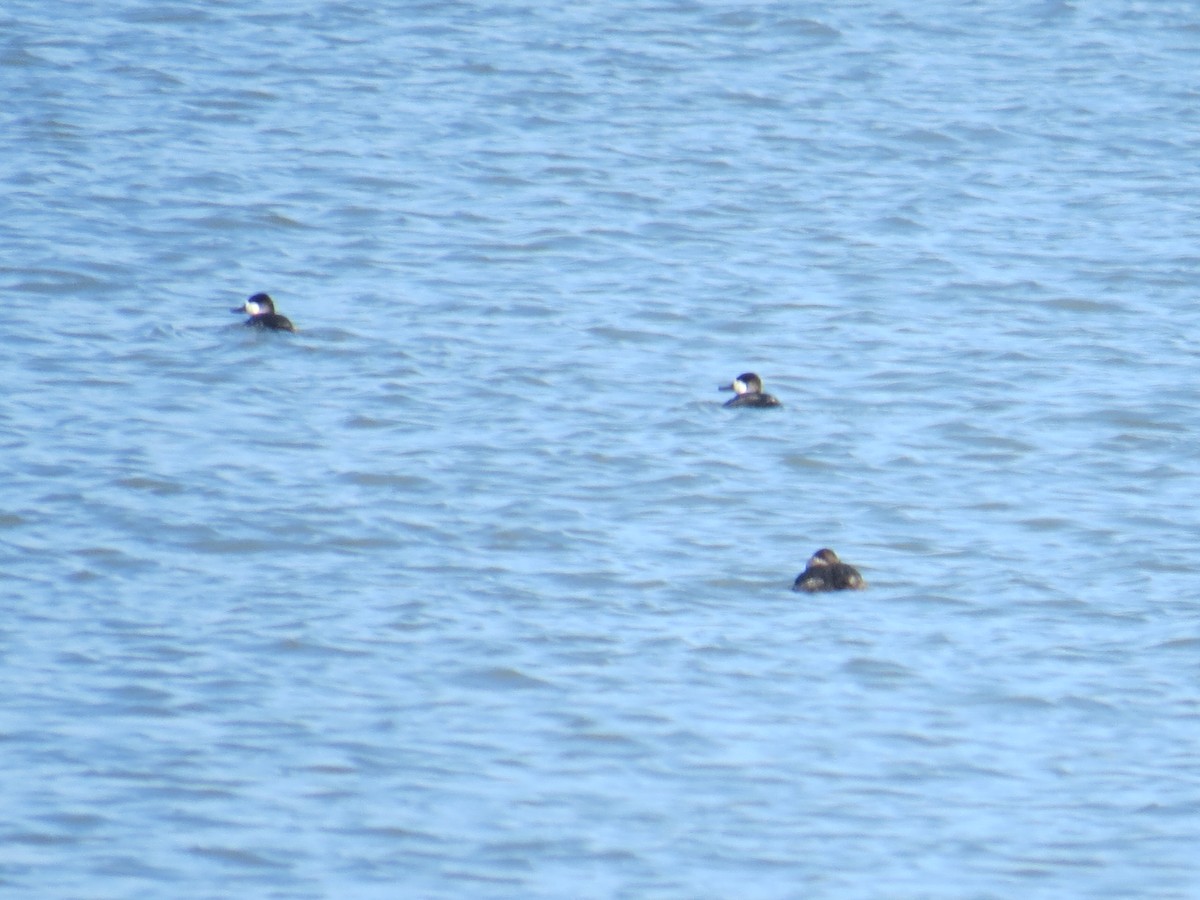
(4, 2, 1200, 897)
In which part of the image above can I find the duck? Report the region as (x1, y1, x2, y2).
(231, 293, 295, 332)
(792, 548, 866, 592)
(720, 372, 780, 408)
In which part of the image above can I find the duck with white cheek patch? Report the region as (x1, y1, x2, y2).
(719, 372, 780, 408)
(231, 293, 295, 332)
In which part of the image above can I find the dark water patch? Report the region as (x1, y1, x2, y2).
(70, 546, 157, 575)
(342, 415, 399, 430)
(114, 476, 185, 495)
(1156, 637, 1200, 651)
(456, 667, 556, 691)
(5, 829, 85, 847)
(339, 470, 432, 489)
(841, 657, 918, 685)
(777, 17, 841, 40)
(271, 638, 372, 659)
(187, 845, 291, 870)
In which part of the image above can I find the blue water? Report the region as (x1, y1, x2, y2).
(4, 2, 1200, 897)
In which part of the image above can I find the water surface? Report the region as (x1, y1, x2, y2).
(4, 2, 1200, 897)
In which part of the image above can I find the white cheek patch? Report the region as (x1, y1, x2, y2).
(732, 378, 747, 394)
(245, 301, 261, 315)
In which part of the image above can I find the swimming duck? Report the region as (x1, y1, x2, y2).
(231, 293, 295, 332)
(720, 372, 780, 408)
(792, 548, 866, 592)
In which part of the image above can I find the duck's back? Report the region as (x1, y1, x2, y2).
(793, 563, 865, 592)
(247, 313, 295, 332)
(724, 392, 781, 408)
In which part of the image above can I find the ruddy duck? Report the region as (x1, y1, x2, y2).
(231, 293, 295, 332)
(720, 372, 781, 408)
(792, 548, 866, 592)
